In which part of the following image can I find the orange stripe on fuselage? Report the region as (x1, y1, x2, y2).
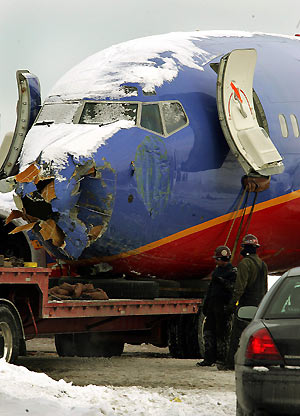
(86, 189, 300, 263)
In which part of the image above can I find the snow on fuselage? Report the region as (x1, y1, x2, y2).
(13, 31, 300, 278)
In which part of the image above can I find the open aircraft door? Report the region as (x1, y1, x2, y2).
(0, 70, 41, 179)
(216, 49, 284, 176)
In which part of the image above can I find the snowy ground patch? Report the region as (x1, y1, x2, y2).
(0, 359, 235, 415)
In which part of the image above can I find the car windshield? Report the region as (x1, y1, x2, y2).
(264, 276, 300, 318)
(79, 102, 138, 125)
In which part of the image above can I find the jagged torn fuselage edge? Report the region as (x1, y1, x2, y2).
(14, 32, 217, 260)
(9, 30, 300, 277)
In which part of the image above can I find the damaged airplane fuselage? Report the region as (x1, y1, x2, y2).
(3, 31, 300, 278)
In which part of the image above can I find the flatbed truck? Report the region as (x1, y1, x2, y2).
(0, 267, 204, 363)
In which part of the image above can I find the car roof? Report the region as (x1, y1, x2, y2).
(284, 267, 300, 277)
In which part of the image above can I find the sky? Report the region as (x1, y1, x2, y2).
(0, 7, 290, 412)
(1, 0, 300, 138)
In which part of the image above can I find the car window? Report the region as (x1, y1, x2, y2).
(161, 102, 187, 134)
(265, 277, 300, 318)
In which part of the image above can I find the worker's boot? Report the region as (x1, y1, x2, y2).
(216, 361, 233, 371)
(196, 359, 214, 367)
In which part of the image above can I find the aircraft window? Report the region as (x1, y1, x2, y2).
(161, 102, 187, 134)
(79, 102, 138, 125)
(35, 102, 80, 124)
(279, 114, 289, 138)
(140, 104, 163, 135)
(290, 114, 300, 138)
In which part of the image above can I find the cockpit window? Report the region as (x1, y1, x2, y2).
(161, 102, 187, 134)
(37, 100, 188, 137)
(79, 102, 138, 126)
(140, 104, 163, 135)
(35, 102, 80, 124)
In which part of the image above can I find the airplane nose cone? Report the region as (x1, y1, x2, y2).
(11, 156, 116, 260)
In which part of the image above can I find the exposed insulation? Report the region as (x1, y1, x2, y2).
(40, 180, 56, 202)
(39, 219, 65, 247)
(9, 222, 37, 234)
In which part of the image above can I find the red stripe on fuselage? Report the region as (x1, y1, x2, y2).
(76, 190, 300, 278)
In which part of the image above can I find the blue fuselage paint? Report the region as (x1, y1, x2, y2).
(26, 73, 41, 130)
(17, 33, 300, 268)
(78, 35, 300, 259)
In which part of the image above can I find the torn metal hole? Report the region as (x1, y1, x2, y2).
(39, 219, 65, 248)
(22, 193, 53, 220)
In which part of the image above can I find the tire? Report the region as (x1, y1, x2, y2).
(0, 305, 20, 363)
(178, 279, 210, 298)
(236, 400, 257, 416)
(168, 317, 185, 358)
(168, 314, 203, 358)
(125, 277, 180, 297)
(92, 279, 159, 299)
(236, 400, 245, 416)
(156, 279, 180, 298)
(58, 277, 160, 299)
(185, 314, 203, 358)
(55, 334, 77, 357)
(197, 311, 206, 358)
(74, 332, 124, 357)
(58, 277, 91, 285)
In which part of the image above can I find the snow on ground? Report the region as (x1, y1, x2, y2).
(0, 359, 235, 416)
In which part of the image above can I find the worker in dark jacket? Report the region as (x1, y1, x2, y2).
(226, 234, 268, 369)
(196, 245, 236, 368)
(230, 234, 268, 308)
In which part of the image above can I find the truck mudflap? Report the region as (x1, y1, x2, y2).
(0, 70, 41, 178)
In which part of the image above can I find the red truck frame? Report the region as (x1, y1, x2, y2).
(0, 267, 204, 362)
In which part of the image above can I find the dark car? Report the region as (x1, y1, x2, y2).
(235, 267, 300, 416)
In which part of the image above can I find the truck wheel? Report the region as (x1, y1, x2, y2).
(92, 279, 159, 299)
(236, 400, 263, 416)
(152, 279, 180, 298)
(236, 400, 247, 416)
(0, 305, 20, 363)
(168, 317, 184, 358)
(197, 311, 206, 357)
(168, 314, 203, 359)
(59, 278, 160, 299)
(125, 277, 180, 298)
(178, 279, 210, 298)
(184, 314, 203, 358)
(55, 334, 76, 357)
(74, 332, 124, 357)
